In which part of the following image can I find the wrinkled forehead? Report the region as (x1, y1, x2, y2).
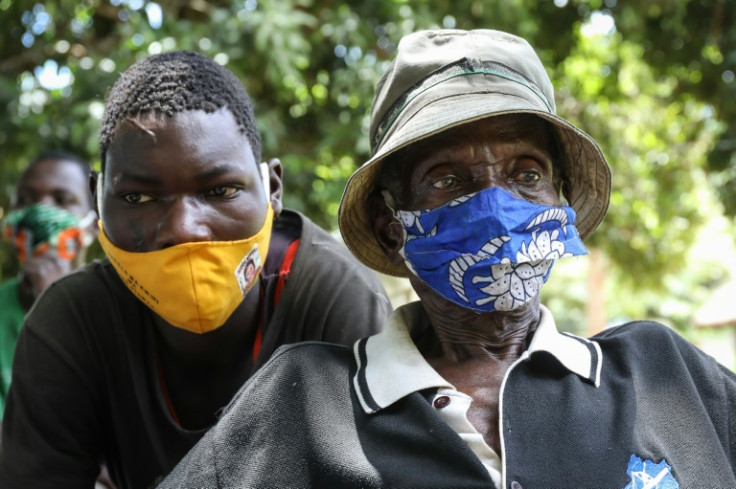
(376, 114, 562, 189)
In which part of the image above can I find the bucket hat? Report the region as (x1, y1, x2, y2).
(338, 29, 612, 277)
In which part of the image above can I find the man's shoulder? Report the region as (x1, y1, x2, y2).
(27, 258, 136, 324)
(593, 321, 732, 378)
(592, 321, 694, 359)
(280, 209, 342, 247)
(0, 277, 20, 298)
(271, 340, 353, 363)
(593, 320, 674, 342)
(280, 209, 385, 283)
(0, 277, 24, 328)
(223, 341, 355, 412)
(249, 341, 354, 390)
(253, 341, 355, 380)
(43, 258, 120, 295)
(284, 210, 371, 267)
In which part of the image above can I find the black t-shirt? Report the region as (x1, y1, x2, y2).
(0, 210, 392, 489)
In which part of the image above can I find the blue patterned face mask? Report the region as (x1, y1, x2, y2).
(388, 187, 588, 313)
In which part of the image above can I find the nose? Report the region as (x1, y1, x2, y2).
(36, 195, 57, 207)
(154, 197, 213, 249)
(471, 166, 511, 195)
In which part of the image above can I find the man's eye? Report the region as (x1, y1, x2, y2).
(16, 196, 32, 207)
(122, 193, 153, 204)
(207, 186, 239, 198)
(431, 176, 458, 189)
(55, 193, 78, 207)
(513, 170, 542, 184)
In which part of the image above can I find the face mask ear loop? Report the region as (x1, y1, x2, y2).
(381, 190, 402, 232)
(260, 162, 270, 204)
(76, 208, 98, 248)
(558, 179, 570, 207)
(381, 190, 404, 233)
(381, 189, 408, 258)
(381, 190, 396, 213)
(96, 174, 104, 218)
(78, 209, 97, 229)
(558, 189, 569, 207)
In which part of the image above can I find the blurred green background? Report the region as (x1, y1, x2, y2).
(1, 0, 735, 363)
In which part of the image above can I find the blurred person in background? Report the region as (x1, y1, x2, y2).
(0, 151, 97, 432)
(0, 151, 113, 488)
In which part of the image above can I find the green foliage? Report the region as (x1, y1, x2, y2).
(0, 0, 733, 332)
(601, 0, 736, 216)
(556, 31, 723, 290)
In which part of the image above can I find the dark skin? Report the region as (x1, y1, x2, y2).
(372, 114, 562, 455)
(3, 157, 97, 477)
(93, 108, 284, 429)
(13, 158, 95, 310)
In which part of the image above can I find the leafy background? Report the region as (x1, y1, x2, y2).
(1, 0, 735, 358)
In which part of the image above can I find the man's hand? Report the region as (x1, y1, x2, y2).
(19, 251, 73, 300)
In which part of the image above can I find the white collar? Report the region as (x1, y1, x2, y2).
(353, 302, 602, 414)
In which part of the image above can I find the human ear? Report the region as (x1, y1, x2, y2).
(264, 158, 283, 217)
(369, 191, 405, 266)
(560, 179, 571, 206)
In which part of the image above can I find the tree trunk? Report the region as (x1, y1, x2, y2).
(586, 248, 607, 336)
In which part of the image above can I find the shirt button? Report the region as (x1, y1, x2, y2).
(510, 481, 523, 489)
(433, 395, 451, 408)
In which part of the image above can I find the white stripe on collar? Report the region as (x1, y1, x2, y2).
(353, 302, 602, 414)
(527, 308, 602, 387)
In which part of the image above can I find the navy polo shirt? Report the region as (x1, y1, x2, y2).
(159, 302, 736, 489)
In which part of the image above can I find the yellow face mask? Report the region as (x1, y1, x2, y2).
(96, 163, 274, 334)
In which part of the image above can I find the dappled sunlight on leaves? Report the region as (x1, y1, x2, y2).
(0, 0, 734, 334)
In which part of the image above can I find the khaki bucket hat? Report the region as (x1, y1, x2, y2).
(338, 29, 612, 277)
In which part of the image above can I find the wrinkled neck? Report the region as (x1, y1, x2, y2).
(412, 276, 541, 363)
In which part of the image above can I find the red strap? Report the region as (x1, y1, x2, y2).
(252, 286, 264, 364)
(252, 238, 301, 364)
(161, 238, 303, 424)
(275, 239, 300, 306)
(157, 355, 181, 425)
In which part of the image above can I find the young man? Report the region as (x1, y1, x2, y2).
(0, 51, 391, 489)
(0, 151, 97, 430)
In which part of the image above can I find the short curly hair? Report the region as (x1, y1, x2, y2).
(99, 50, 261, 170)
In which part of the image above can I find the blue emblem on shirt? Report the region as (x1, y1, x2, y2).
(623, 454, 679, 489)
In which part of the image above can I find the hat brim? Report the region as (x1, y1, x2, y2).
(338, 91, 611, 277)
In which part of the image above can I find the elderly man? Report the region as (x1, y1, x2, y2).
(158, 29, 736, 489)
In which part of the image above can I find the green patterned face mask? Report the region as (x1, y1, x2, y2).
(3, 203, 93, 262)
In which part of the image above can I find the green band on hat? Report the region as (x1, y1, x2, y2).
(372, 58, 554, 153)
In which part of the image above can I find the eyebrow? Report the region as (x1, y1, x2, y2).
(192, 164, 245, 181)
(111, 163, 246, 186)
(112, 171, 162, 186)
